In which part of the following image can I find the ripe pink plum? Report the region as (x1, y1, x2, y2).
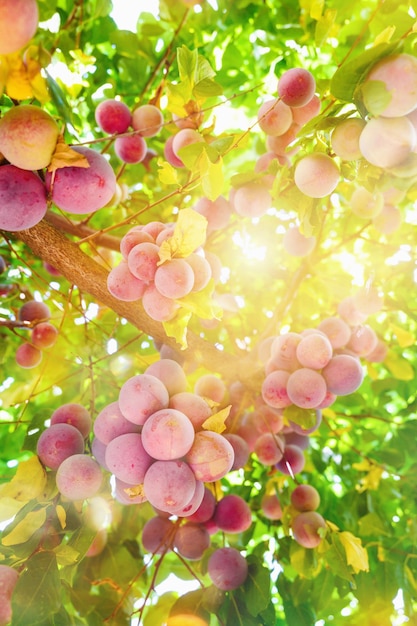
(207, 547, 248, 590)
(37, 423, 85, 470)
(262, 369, 291, 409)
(105, 432, 153, 484)
(114, 134, 147, 163)
(294, 153, 339, 198)
(141, 515, 175, 554)
(19, 300, 50, 323)
(143, 460, 197, 512)
(118, 373, 169, 425)
(317, 316, 351, 349)
(278, 68, 316, 107)
(46, 146, 116, 214)
(373, 204, 402, 234)
(154, 258, 195, 299)
(267, 125, 299, 157)
(169, 479, 205, 517)
(91, 437, 108, 471)
(127, 241, 160, 282)
(120, 227, 154, 259)
(331, 118, 366, 161)
(169, 392, 212, 431)
(185, 431, 234, 482)
(257, 98, 293, 136)
(270, 332, 302, 371)
(322, 354, 364, 395)
(214, 494, 252, 533)
(254, 432, 284, 466)
(353, 285, 384, 315)
(359, 116, 416, 169)
(93, 401, 140, 444)
(366, 338, 388, 363)
(296, 333, 333, 369)
(347, 324, 378, 357)
(172, 129, 204, 165)
(95, 99, 132, 134)
(338, 296, 368, 326)
(291, 94, 321, 125)
(0, 564, 19, 626)
(291, 511, 326, 548)
(187, 486, 216, 523)
(107, 261, 147, 302)
(193, 195, 232, 231)
(363, 53, 417, 117)
(283, 226, 316, 257)
(261, 493, 283, 520)
(145, 358, 187, 396)
(132, 104, 164, 137)
(50, 402, 92, 439)
(114, 477, 147, 504)
(0, 105, 59, 170)
(253, 403, 284, 434)
(275, 444, 305, 475)
(185, 253, 212, 291)
(31, 322, 58, 349)
(15, 342, 42, 368)
(287, 368, 327, 409)
(56, 454, 103, 500)
(173, 522, 210, 560)
(223, 433, 250, 470)
(350, 187, 384, 219)
(194, 374, 226, 404)
(142, 283, 180, 322)
(0, 165, 47, 232)
(291, 484, 320, 512)
(164, 135, 185, 168)
(0, 0, 38, 54)
(233, 182, 272, 218)
(141, 408, 195, 460)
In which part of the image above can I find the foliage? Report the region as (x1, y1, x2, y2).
(0, 0, 417, 625)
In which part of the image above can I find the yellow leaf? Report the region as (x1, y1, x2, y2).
(0, 496, 26, 523)
(158, 158, 180, 186)
(48, 137, 90, 173)
(202, 405, 231, 433)
(390, 324, 415, 348)
(176, 280, 223, 320)
(199, 151, 224, 200)
(0, 457, 47, 502)
(353, 459, 384, 492)
(56, 505, 66, 530)
(162, 309, 192, 349)
(6, 57, 32, 100)
(374, 26, 396, 46)
(384, 352, 414, 381)
(124, 484, 145, 499)
(339, 531, 369, 573)
(158, 208, 207, 263)
(310, 0, 324, 20)
(2, 507, 47, 546)
(54, 544, 80, 567)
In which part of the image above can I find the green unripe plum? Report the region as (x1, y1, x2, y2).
(0, 0, 38, 54)
(350, 187, 384, 219)
(0, 105, 59, 171)
(331, 118, 366, 161)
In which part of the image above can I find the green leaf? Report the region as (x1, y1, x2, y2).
(199, 151, 224, 200)
(193, 77, 224, 99)
(177, 46, 198, 84)
(330, 42, 400, 102)
(2, 506, 46, 546)
(283, 406, 317, 431)
(12, 552, 61, 626)
(243, 555, 271, 617)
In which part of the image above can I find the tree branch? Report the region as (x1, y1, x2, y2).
(44, 212, 122, 251)
(15, 220, 262, 388)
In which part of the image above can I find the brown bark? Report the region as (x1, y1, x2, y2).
(15, 219, 262, 388)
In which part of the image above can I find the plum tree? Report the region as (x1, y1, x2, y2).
(1, 3, 416, 626)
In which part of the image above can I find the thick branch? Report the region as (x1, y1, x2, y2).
(44, 212, 122, 251)
(15, 220, 262, 387)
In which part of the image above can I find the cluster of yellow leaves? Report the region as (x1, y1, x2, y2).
(0, 47, 50, 103)
(353, 458, 384, 492)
